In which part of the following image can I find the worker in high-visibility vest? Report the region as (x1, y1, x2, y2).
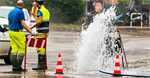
(30, 0, 50, 70)
(31, 2, 38, 18)
(8, 0, 34, 71)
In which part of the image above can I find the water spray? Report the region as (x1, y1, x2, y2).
(74, 5, 128, 74)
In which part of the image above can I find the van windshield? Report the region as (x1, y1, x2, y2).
(0, 8, 29, 20)
(0, 9, 11, 18)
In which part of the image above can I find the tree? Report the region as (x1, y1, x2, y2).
(0, 0, 87, 23)
(45, 0, 87, 23)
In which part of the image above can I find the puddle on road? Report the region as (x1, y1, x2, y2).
(0, 76, 70, 78)
(0, 75, 142, 78)
(0, 70, 142, 78)
(0, 72, 71, 78)
(0, 71, 22, 74)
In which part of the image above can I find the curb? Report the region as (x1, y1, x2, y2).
(49, 26, 150, 31)
(116, 26, 150, 30)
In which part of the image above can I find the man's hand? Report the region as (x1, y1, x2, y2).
(21, 20, 32, 33)
(30, 11, 36, 16)
(30, 30, 38, 35)
(29, 27, 32, 29)
(30, 16, 42, 29)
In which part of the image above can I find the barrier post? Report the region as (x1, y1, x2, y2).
(130, 13, 142, 28)
(147, 10, 149, 26)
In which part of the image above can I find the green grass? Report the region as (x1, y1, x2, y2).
(50, 23, 86, 28)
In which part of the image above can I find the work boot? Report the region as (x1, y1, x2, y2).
(11, 53, 17, 71)
(16, 53, 27, 71)
(32, 54, 47, 70)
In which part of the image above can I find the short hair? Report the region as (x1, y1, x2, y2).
(16, 1, 24, 7)
(37, 1, 43, 5)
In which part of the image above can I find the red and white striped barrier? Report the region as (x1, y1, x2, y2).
(130, 13, 143, 28)
(26, 37, 46, 48)
(24, 34, 47, 74)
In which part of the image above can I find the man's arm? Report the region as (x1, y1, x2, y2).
(8, 20, 10, 28)
(21, 20, 32, 33)
(30, 16, 42, 29)
(18, 10, 31, 33)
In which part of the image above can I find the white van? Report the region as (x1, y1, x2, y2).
(0, 6, 32, 64)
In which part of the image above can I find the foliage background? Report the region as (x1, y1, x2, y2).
(0, 0, 150, 23)
(118, 0, 150, 4)
(0, 0, 87, 23)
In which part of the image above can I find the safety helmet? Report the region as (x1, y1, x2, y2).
(33, 0, 44, 2)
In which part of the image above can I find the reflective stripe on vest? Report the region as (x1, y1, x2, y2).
(36, 27, 49, 30)
(42, 20, 49, 22)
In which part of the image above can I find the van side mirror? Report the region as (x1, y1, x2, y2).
(0, 26, 2, 31)
(3, 28, 8, 32)
(0, 27, 8, 33)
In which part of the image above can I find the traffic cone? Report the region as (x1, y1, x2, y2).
(55, 54, 63, 74)
(114, 54, 121, 74)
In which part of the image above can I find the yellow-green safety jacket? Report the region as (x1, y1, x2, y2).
(36, 5, 50, 33)
(31, 7, 38, 19)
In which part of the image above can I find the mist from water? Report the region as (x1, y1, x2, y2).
(74, 5, 119, 74)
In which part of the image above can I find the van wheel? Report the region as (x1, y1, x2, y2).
(4, 47, 12, 65)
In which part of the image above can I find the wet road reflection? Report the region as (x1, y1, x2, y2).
(1, 30, 150, 78)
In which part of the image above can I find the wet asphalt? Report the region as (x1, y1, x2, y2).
(0, 29, 150, 78)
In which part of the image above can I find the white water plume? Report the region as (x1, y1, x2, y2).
(74, 5, 119, 74)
